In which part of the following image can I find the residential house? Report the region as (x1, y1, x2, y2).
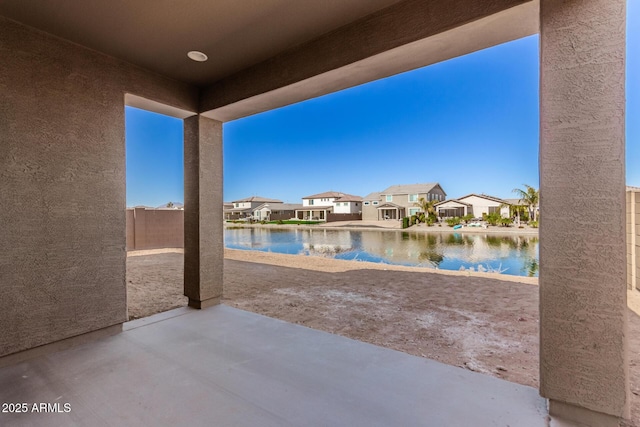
(362, 183, 446, 221)
(435, 194, 510, 219)
(225, 196, 282, 220)
(502, 198, 536, 222)
(295, 191, 362, 221)
(252, 203, 303, 221)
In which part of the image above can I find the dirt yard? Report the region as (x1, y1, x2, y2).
(127, 248, 640, 425)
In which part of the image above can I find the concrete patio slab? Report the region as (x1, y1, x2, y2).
(0, 305, 548, 426)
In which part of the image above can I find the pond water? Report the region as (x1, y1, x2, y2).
(225, 228, 539, 277)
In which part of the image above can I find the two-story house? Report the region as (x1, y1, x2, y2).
(362, 183, 446, 221)
(224, 196, 282, 220)
(295, 191, 362, 221)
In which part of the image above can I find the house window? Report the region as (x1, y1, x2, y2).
(409, 194, 418, 202)
(488, 206, 500, 214)
(373, 201, 379, 205)
(385, 195, 392, 202)
(234, 203, 239, 208)
(309, 200, 314, 205)
(409, 208, 420, 216)
(364, 201, 370, 206)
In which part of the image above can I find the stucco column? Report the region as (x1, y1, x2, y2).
(183, 115, 223, 309)
(540, 0, 629, 425)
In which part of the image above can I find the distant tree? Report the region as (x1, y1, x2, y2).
(166, 201, 174, 208)
(512, 185, 539, 222)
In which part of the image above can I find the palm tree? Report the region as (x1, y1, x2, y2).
(512, 185, 539, 222)
(414, 197, 437, 216)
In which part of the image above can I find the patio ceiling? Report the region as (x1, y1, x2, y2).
(0, 0, 403, 86)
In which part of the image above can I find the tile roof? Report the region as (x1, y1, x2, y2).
(376, 202, 405, 209)
(302, 191, 361, 200)
(363, 192, 381, 200)
(380, 183, 441, 196)
(502, 198, 528, 206)
(457, 193, 508, 204)
(231, 196, 283, 203)
(253, 203, 303, 211)
(434, 199, 472, 207)
(335, 195, 362, 202)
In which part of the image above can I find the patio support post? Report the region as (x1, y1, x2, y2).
(183, 115, 224, 309)
(539, 0, 629, 425)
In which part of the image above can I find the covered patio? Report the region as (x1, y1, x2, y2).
(0, 0, 630, 426)
(435, 200, 472, 218)
(376, 203, 406, 220)
(0, 305, 547, 426)
(295, 207, 333, 221)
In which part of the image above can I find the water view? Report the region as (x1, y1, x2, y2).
(225, 228, 539, 277)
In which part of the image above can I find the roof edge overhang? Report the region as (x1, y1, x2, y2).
(200, 0, 538, 121)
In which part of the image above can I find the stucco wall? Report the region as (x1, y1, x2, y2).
(457, 195, 504, 217)
(126, 208, 184, 251)
(539, 0, 628, 418)
(362, 204, 378, 221)
(327, 213, 362, 222)
(126, 209, 136, 251)
(628, 190, 639, 291)
(0, 17, 198, 357)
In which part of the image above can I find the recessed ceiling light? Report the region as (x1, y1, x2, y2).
(187, 51, 208, 62)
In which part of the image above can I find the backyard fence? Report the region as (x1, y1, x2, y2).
(126, 207, 183, 251)
(326, 213, 362, 222)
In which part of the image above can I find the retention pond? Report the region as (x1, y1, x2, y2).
(225, 228, 539, 277)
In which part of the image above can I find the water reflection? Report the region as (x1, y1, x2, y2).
(224, 228, 539, 277)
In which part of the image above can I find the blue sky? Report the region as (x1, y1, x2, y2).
(126, 5, 639, 207)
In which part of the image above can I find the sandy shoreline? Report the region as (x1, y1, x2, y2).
(224, 220, 540, 236)
(126, 248, 639, 425)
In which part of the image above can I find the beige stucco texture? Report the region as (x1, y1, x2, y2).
(184, 116, 224, 309)
(628, 189, 639, 291)
(539, 0, 629, 419)
(0, 17, 198, 357)
(126, 208, 184, 251)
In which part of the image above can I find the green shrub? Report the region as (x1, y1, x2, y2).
(485, 212, 501, 226)
(402, 217, 410, 229)
(445, 217, 461, 227)
(499, 217, 513, 227)
(529, 220, 539, 228)
(462, 214, 474, 223)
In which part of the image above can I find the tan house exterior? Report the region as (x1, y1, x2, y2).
(362, 183, 446, 221)
(436, 193, 511, 219)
